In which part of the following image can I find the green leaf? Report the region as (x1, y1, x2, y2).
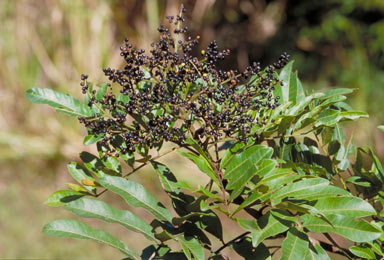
(43, 219, 139, 258)
(151, 161, 181, 194)
(319, 94, 347, 108)
(276, 202, 333, 227)
(356, 146, 384, 183)
(315, 109, 340, 127)
(80, 151, 107, 177)
(258, 168, 297, 189)
(224, 145, 273, 200)
(44, 190, 84, 206)
(332, 124, 345, 155)
(66, 183, 87, 192)
(67, 162, 96, 193)
(197, 185, 222, 201)
(189, 210, 223, 241)
(232, 237, 270, 259)
(98, 175, 173, 222)
(96, 83, 108, 100)
(237, 210, 293, 247)
(83, 134, 104, 145)
(288, 93, 323, 116)
(254, 159, 278, 179)
(184, 138, 212, 162)
(337, 111, 369, 121)
(304, 244, 331, 260)
(64, 198, 156, 241)
(178, 151, 220, 188)
(120, 152, 135, 167)
(25, 88, 93, 117)
(270, 178, 350, 206)
(346, 176, 371, 187)
(313, 196, 376, 217)
(302, 214, 382, 242)
(378, 125, 384, 132)
(294, 71, 305, 102)
(277, 61, 294, 104)
(219, 142, 246, 169)
(177, 236, 205, 260)
(231, 190, 261, 217)
(367, 241, 384, 256)
(102, 156, 122, 175)
(281, 228, 310, 260)
(172, 211, 213, 226)
(320, 88, 354, 100)
(349, 246, 376, 259)
(288, 69, 298, 105)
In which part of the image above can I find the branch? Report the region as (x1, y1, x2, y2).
(214, 231, 251, 254)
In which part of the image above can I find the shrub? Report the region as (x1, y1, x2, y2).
(26, 6, 384, 260)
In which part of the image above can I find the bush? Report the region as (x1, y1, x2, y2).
(26, 6, 384, 260)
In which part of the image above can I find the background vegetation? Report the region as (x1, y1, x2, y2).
(1, 0, 383, 258)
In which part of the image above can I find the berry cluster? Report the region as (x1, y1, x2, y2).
(78, 6, 289, 157)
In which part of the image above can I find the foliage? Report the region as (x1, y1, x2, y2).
(27, 6, 384, 260)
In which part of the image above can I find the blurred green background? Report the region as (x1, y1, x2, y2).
(1, 0, 384, 258)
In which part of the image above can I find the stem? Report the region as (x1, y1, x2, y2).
(173, 8, 183, 53)
(214, 231, 250, 254)
(214, 140, 219, 162)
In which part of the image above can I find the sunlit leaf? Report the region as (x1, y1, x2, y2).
(26, 88, 93, 117)
(43, 219, 139, 258)
(64, 198, 157, 241)
(302, 214, 382, 242)
(270, 178, 350, 206)
(313, 196, 376, 217)
(99, 175, 173, 222)
(349, 246, 376, 259)
(304, 244, 331, 260)
(281, 228, 310, 260)
(224, 145, 273, 200)
(177, 236, 205, 260)
(67, 162, 96, 193)
(178, 151, 220, 188)
(83, 134, 104, 145)
(238, 210, 293, 247)
(45, 190, 85, 207)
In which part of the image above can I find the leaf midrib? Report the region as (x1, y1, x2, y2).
(46, 226, 135, 257)
(66, 204, 154, 239)
(104, 179, 172, 222)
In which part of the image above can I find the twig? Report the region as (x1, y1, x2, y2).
(214, 231, 251, 254)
